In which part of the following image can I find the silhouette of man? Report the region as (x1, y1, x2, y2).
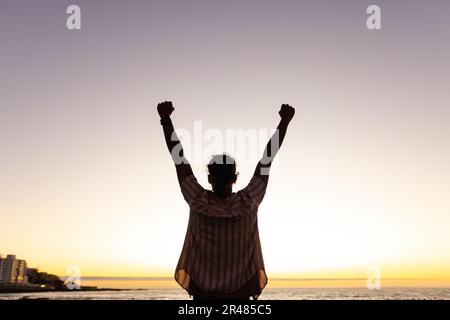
(158, 101, 295, 300)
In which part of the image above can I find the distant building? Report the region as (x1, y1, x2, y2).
(0, 254, 28, 284)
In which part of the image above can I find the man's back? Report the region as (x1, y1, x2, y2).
(175, 174, 268, 296)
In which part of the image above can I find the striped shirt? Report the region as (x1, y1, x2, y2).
(175, 174, 268, 297)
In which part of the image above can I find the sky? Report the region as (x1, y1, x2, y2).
(1, 0, 450, 285)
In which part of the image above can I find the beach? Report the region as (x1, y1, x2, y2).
(1, 287, 450, 300)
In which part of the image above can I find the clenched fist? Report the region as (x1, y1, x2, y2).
(279, 104, 295, 122)
(157, 101, 174, 118)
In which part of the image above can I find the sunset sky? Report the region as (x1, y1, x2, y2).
(1, 0, 450, 286)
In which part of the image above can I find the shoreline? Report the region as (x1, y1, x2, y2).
(0, 286, 140, 294)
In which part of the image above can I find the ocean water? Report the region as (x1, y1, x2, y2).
(1, 288, 450, 300)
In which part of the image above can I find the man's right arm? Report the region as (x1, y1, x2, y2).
(158, 101, 193, 185)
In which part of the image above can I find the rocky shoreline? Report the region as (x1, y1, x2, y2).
(0, 285, 130, 294)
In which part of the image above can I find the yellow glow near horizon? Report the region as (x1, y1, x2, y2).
(2, 135, 450, 285)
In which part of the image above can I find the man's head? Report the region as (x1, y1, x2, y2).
(207, 154, 237, 194)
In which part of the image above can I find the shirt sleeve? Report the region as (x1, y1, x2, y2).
(180, 174, 205, 206)
(238, 175, 268, 208)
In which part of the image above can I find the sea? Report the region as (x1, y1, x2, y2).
(1, 287, 450, 300)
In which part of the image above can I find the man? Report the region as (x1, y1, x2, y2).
(158, 101, 295, 299)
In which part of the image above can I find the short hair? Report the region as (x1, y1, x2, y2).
(207, 154, 236, 183)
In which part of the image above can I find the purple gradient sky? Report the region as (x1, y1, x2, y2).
(1, 1, 450, 278)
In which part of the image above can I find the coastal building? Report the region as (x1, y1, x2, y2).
(0, 254, 28, 284)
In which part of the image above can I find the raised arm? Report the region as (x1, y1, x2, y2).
(157, 101, 193, 184)
(253, 104, 295, 182)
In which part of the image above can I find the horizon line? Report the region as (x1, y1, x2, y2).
(59, 276, 440, 281)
